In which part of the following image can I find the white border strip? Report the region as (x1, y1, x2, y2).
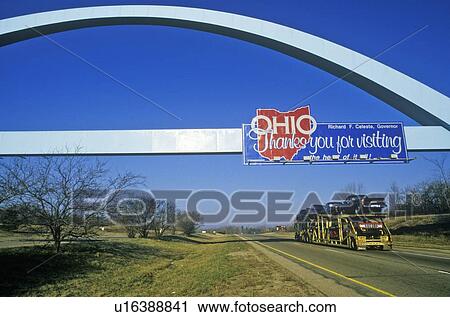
(0, 126, 447, 155)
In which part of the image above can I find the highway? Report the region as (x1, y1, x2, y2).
(242, 234, 450, 296)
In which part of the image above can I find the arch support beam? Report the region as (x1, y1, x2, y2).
(0, 5, 449, 131)
(0, 127, 447, 156)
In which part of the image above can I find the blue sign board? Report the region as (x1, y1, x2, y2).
(243, 121, 409, 165)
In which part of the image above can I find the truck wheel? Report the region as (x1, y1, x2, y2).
(350, 238, 357, 250)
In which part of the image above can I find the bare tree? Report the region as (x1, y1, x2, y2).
(151, 200, 176, 239)
(177, 210, 202, 236)
(0, 156, 142, 252)
(424, 155, 450, 209)
(341, 182, 364, 195)
(118, 198, 156, 238)
(387, 182, 402, 213)
(125, 226, 137, 238)
(0, 164, 23, 204)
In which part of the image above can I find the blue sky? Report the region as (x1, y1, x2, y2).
(0, 1, 449, 219)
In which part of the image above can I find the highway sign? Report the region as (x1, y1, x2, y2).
(243, 106, 409, 165)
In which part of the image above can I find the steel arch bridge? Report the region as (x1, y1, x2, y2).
(0, 5, 449, 155)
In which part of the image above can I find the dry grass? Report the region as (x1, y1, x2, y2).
(0, 232, 314, 296)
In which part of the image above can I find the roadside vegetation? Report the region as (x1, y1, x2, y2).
(2, 156, 317, 297)
(0, 156, 204, 251)
(385, 214, 450, 249)
(388, 155, 449, 216)
(391, 234, 450, 249)
(0, 231, 318, 296)
(0, 156, 142, 252)
(385, 213, 450, 234)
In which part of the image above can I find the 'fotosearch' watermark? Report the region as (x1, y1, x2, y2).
(71, 189, 422, 227)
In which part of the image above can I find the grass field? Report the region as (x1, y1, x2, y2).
(0, 232, 318, 296)
(389, 234, 450, 249)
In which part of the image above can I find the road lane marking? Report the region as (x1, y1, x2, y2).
(395, 250, 450, 261)
(438, 270, 450, 275)
(326, 249, 344, 254)
(239, 236, 395, 297)
(258, 241, 396, 297)
(391, 250, 428, 274)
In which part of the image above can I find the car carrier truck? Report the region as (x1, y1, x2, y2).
(294, 195, 393, 250)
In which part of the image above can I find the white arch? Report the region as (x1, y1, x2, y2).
(1, 5, 449, 130)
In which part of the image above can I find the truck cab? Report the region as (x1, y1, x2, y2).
(348, 215, 392, 250)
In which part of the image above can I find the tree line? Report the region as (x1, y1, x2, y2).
(388, 156, 449, 215)
(338, 156, 449, 215)
(0, 156, 201, 252)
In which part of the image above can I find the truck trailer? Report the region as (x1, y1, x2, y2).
(294, 195, 393, 250)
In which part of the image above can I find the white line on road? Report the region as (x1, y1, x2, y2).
(396, 251, 450, 261)
(326, 249, 344, 254)
(438, 270, 450, 275)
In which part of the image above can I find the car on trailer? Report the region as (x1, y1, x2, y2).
(294, 195, 392, 250)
